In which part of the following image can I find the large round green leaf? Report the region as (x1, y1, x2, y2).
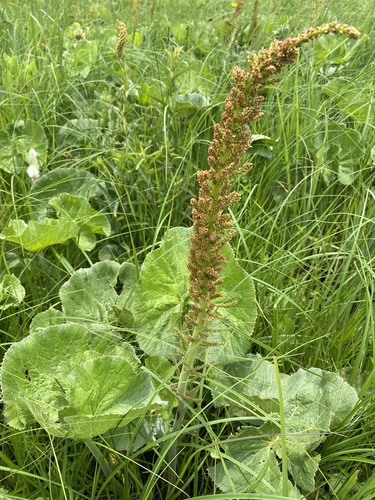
(1, 323, 157, 439)
(133, 227, 257, 364)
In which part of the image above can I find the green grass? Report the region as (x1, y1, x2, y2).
(1, 0, 374, 498)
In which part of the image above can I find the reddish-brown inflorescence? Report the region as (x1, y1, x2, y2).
(186, 22, 360, 333)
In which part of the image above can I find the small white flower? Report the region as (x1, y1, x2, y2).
(28, 148, 38, 165)
(26, 165, 40, 182)
(26, 148, 40, 182)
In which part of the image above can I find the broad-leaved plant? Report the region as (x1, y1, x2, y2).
(0, 22, 361, 497)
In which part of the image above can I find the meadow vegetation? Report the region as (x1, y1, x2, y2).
(0, 0, 374, 498)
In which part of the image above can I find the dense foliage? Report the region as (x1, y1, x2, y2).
(0, 1, 374, 499)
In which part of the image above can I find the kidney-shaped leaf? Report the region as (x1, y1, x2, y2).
(210, 357, 358, 493)
(0, 323, 158, 438)
(49, 193, 111, 251)
(133, 227, 190, 358)
(30, 168, 102, 221)
(132, 227, 257, 363)
(60, 260, 135, 325)
(0, 218, 79, 251)
(49, 193, 110, 233)
(208, 422, 303, 497)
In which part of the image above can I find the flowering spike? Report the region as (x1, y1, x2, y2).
(186, 22, 360, 336)
(116, 21, 127, 60)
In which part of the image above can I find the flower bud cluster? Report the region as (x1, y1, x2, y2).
(116, 21, 127, 60)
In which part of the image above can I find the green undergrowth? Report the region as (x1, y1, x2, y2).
(0, 0, 374, 499)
